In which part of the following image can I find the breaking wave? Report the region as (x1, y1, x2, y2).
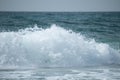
(0, 24, 120, 67)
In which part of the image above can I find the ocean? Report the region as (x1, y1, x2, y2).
(0, 12, 120, 80)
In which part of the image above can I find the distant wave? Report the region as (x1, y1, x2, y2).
(0, 24, 120, 67)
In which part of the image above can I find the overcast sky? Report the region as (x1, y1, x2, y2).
(0, 0, 120, 12)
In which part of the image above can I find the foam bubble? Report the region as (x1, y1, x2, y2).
(0, 24, 120, 67)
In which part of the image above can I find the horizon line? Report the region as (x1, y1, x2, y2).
(0, 10, 120, 13)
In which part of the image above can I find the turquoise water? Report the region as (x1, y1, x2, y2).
(0, 12, 120, 80)
(0, 12, 120, 49)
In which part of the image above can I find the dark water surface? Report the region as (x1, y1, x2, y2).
(0, 12, 120, 49)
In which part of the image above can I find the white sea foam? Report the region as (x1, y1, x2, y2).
(0, 24, 120, 67)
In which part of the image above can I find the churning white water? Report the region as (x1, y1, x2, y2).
(0, 24, 120, 67)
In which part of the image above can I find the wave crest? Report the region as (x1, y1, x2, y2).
(0, 24, 120, 67)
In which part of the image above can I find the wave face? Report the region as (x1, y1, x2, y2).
(0, 24, 120, 67)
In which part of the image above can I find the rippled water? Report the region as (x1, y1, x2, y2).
(0, 66, 120, 80)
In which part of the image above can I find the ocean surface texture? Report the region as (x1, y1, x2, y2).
(0, 12, 120, 80)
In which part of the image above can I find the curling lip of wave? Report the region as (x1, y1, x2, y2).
(0, 24, 120, 67)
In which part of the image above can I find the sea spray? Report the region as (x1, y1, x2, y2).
(0, 24, 120, 67)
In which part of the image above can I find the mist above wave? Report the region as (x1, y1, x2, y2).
(0, 24, 120, 67)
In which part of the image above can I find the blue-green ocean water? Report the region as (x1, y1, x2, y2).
(0, 12, 120, 49)
(0, 12, 120, 80)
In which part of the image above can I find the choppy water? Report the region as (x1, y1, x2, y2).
(0, 12, 120, 80)
(0, 67, 120, 80)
